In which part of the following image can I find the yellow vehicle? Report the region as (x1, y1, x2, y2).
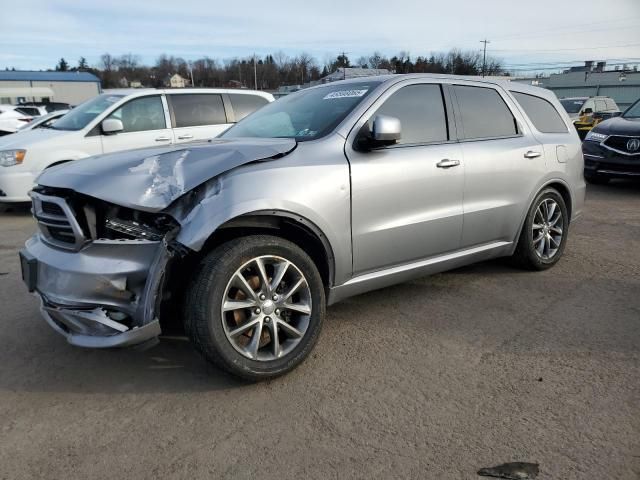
(559, 96, 620, 140)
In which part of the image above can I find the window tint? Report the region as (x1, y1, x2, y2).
(170, 94, 226, 128)
(229, 94, 269, 121)
(511, 91, 568, 134)
(373, 84, 448, 144)
(107, 96, 165, 133)
(16, 107, 39, 116)
(453, 85, 518, 139)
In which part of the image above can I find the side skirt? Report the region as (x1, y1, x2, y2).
(327, 241, 512, 305)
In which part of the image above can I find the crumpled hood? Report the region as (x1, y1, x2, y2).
(37, 138, 296, 211)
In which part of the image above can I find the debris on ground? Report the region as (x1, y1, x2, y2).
(477, 462, 539, 479)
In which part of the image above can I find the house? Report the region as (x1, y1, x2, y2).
(166, 73, 188, 88)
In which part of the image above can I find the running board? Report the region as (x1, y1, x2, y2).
(328, 241, 512, 305)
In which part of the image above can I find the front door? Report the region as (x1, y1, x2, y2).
(100, 95, 173, 153)
(346, 83, 464, 275)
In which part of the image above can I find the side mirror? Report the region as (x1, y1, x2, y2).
(101, 118, 123, 135)
(583, 108, 593, 115)
(371, 115, 401, 143)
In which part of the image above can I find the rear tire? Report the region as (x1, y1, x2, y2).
(184, 235, 325, 381)
(511, 188, 569, 271)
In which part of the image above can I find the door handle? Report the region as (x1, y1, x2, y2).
(436, 159, 460, 169)
(155, 136, 171, 142)
(177, 134, 194, 140)
(524, 150, 542, 159)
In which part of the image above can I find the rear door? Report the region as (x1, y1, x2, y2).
(100, 95, 173, 153)
(451, 83, 547, 248)
(168, 93, 230, 143)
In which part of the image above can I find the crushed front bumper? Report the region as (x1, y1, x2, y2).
(20, 234, 170, 348)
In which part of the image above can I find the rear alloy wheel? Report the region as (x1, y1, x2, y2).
(511, 188, 569, 270)
(184, 235, 325, 380)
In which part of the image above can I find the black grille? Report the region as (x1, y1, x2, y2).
(41, 201, 65, 216)
(604, 136, 640, 154)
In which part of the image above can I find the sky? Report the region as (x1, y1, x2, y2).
(3, 0, 640, 74)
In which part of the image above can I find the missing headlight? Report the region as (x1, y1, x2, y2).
(105, 218, 165, 241)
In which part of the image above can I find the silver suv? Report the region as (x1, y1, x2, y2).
(20, 75, 586, 380)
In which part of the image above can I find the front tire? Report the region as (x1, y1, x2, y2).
(511, 188, 569, 271)
(184, 235, 325, 381)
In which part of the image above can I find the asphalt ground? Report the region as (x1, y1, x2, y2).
(0, 181, 638, 479)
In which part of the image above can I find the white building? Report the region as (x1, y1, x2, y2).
(167, 73, 188, 88)
(0, 71, 101, 105)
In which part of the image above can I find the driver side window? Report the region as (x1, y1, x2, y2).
(107, 96, 166, 133)
(371, 84, 449, 145)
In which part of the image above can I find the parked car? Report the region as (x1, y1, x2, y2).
(19, 101, 71, 113)
(16, 110, 69, 132)
(559, 96, 620, 121)
(0, 88, 273, 203)
(19, 75, 585, 380)
(0, 105, 47, 136)
(582, 97, 640, 184)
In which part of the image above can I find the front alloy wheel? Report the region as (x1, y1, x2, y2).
(185, 235, 325, 381)
(222, 255, 312, 361)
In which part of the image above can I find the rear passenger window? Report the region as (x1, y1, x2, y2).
(453, 85, 518, 139)
(170, 94, 227, 128)
(511, 91, 568, 134)
(229, 94, 269, 122)
(373, 84, 448, 145)
(595, 100, 607, 112)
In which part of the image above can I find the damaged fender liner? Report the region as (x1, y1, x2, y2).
(36, 138, 297, 212)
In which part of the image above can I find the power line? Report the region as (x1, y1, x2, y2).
(492, 42, 640, 53)
(491, 17, 640, 41)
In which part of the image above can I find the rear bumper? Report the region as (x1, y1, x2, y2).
(21, 234, 171, 348)
(0, 170, 36, 202)
(582, 141, 640, 178)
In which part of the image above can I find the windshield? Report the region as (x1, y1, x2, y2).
(623, 99, 640, 118)
(52, 94, 123, 131)
(222, 82, 381, 141)
(560, 99, 585, 114)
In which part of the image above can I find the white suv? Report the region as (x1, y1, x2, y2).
(0, 89, 274, 203)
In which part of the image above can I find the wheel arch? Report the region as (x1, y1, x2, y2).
(511, 178, 573, 253)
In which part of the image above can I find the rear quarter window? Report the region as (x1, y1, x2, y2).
(453, 85, 518, 139)
(229, 94, 270, 122)
(511, 91, 568, 134)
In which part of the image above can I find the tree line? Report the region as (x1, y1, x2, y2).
(53, 49, 505, 90)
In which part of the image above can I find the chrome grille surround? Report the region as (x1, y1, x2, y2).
(31, 192, 86, 251)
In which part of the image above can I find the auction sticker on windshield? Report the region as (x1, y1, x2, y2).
(323, 89, 368, 100)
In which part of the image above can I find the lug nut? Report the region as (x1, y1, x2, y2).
(275, 309, 280, 315)
(264, 317, 271, 323)
(259, 294, 266, 301)
(254, 308, 261, 314)
(272, 294, 278, 301)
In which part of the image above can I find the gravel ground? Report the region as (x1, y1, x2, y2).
(0, 182, 638, 479)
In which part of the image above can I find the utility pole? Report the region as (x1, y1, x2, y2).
(188, 61, 195, 87)
(253, 53, 258, 90)
(340, 51, 349, 80)
(480, 39, 490, 77)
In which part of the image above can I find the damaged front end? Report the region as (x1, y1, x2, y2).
(21, 185, 183, 348)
